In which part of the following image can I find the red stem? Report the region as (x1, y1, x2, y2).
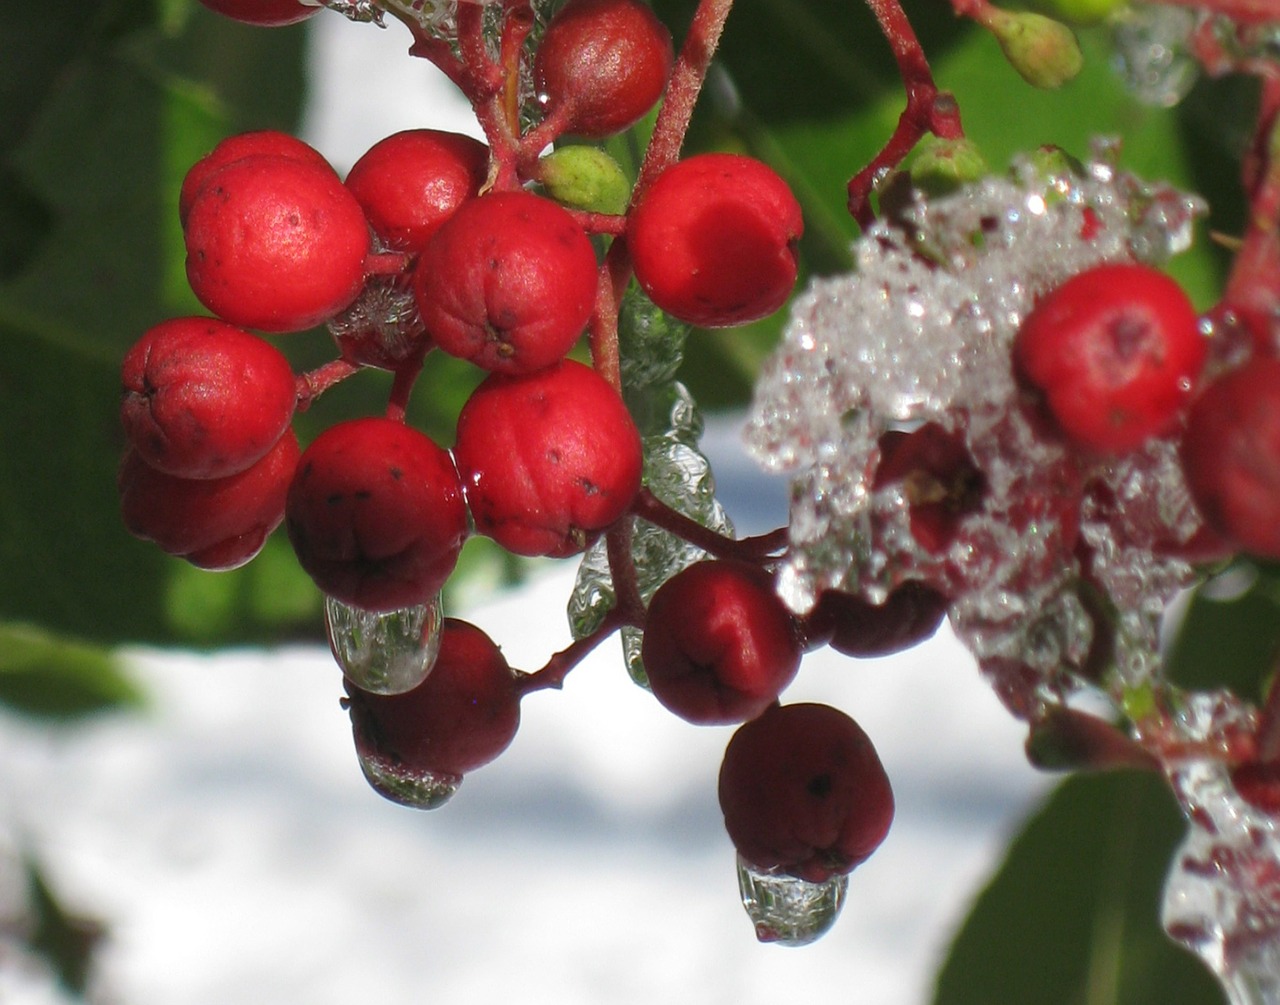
(516, 607, 639, 694)
(631, 488, 789, 562)
(296, 358, 360, 411)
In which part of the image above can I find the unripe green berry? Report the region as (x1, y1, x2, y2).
(908, 135, 989, 196)
(538, 146, 631, 216)
(986, 8, 1083, 89)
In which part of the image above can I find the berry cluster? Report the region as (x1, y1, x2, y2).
(126, 0, 1280, 969)
(122, 0, 899, 943)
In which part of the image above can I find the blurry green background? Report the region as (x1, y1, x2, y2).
(2, 0, 1277, 1000)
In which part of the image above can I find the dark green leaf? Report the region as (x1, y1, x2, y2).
(932, 771, 1225, 1005)
(0, 622, 142, 720)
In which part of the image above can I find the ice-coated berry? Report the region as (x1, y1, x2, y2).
(628, 153, 802, 328)
(346, 618, 522, 791)
(533, 0, 674, 138)
(119, 428, 300, 570)
(120, 317, 297, 480)
(179, 131, 336, 227)
(1180, 355, 1280, 560)
(1013, 262, 1205, 454)
(452, 359, 642, 557)
(641, 559, 802, 725)
(803, 580, 948, 657)
(184, 154, 371, 333)
(872, 423, 986, 554)
(286, 417, 468, 612)
(196, 0, 319, 25)
(344, 129, 490, 253)
(413, 191, 598, 374)
(718, 702, 894, 883)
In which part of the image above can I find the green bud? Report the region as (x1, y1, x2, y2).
(538, 145, 631, 216)
(909, 135, 990, 196)
(986, 8, 1084, 89)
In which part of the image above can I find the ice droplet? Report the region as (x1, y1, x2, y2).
(356, 750, 461, 810)
(1156, 692, 1280, 1004)
(735, 856, 848, 947)
(325, 594, 443, 695)
(1110, 5, 1200, 108)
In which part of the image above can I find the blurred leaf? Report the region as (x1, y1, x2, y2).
(0, 623, 141, 720)
(23, 854, 108, 997)
(932, 771, 1224, 1005)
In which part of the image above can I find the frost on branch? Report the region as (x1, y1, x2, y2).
(746, 143, 1206, 715)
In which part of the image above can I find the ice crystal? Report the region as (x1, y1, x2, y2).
(747, 145, 1206, 716)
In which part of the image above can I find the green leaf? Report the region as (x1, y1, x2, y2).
(23, 853, 108, 997)
(931, 771, 1225, 1005)
(0, 622, 142, 720)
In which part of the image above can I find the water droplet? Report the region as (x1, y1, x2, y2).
(357, 750, 461, 809)
(735, 855, 848, 946)
(1110, 6, 1199, 108)
(325, 594, 443, 695)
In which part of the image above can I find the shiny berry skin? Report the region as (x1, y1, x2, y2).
(344, 129, 490, 254)
(120, 317, 297, 480)
(285, 418, 468, 612)
(184, 155, 371, 333)
(533, 0, 674, 139)
(179, 131, 336, 227)
(119, 428, 299, 570)
(872, 423, 986, 554)
(346, 619, 522, 790)
(641, 559, 802, 725)
(718, 702, 894, 883)
(803, 580, 948, 657)
(1180, 356, 1280, 560)
(413, 191, 598, 374)
(452, 359, 642, 557)
(1013, 262, 1205, 454)
(196, 0, 319, 25)
(628, 153, 802, 328)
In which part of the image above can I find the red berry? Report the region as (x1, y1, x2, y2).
(1013, 262, 1205, 454)
(120, 317, 297, 480)
(119, 428, 300, 570)
(533, 0, 674, 139)
(641, 559, 801, 725)
(196, 0, 319, 25)
(718, 702, 894, 883)
(179, 131, 336, 227)
(628, 153, 802, 328)
(452, 359, 642, 557)
(344, 129, 489, 254)
(1231, 761, 1280, 815)
(346, 618, 522, 787)
(286, 418, 468, 612)
(1180, 355, 1280, 560)
(184, 154, 371, 333)
(803, 580, 948, 657)
(413, 191, 598, 374)
(872, 423, 986, 554)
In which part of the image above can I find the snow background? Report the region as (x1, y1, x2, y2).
(0, 14, 1053, 1004)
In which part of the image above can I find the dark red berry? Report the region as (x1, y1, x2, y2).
(803, 580, 948, 657)
(184, 154, 371, 333)
(641, 559, 801, 725)
(179, 131, 336, 227)
(1013, 262, 1205, 454)
(452, 359, 642, 557)
(872, 423, 986, 554)
(413, 191, 598, 374)
(1231, 761, 1280, 815)
(533, 0, 674, 139)
(1180, 355, 1280, 560)
(286, 418, 468, 612)
(120, 317, 297, 480)
(628, 153, 802, 328)
(344, 129, 490, 253)
(718, 702, 894, 883)
(196, 0, 319, 26)
(119, 428, 299, 570)
(346, 618, 522, 786)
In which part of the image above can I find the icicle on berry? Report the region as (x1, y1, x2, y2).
(734, 855, 849, 947)
(325, 592, 444, 695)
(345, 618, 522, 809)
